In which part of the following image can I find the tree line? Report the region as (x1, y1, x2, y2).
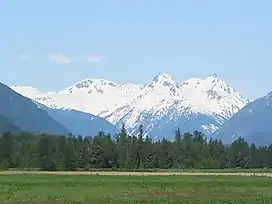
(0, 125, 272, 170)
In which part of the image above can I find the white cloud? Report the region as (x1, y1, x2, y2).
(18, 53, 105, 64)
(18, 54, 30, 61)
(87, 56, 105, 63)
(49, 53, 71, 64)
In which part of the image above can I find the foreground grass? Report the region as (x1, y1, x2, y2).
(0, 175, 271, 203)
(3, 168, 272, 173)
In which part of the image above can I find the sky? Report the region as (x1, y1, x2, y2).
(0, 0, 271, 100)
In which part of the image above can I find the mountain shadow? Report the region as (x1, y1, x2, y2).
(0, 82, 69, 135)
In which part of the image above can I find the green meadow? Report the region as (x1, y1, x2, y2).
(0, 174, 272, 203)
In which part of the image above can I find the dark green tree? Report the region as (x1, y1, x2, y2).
(0, 132, 16, 169)
(37, 134, 56, 170)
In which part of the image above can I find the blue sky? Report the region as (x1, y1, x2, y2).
(0, 0, 271, 99)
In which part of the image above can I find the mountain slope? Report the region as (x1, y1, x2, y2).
(34, 102, 119, 137)
(213, 91, 272, 145)
(0, 116, 22, 134)
(0, 82, 69, 135)
(10, 73, 249, 139)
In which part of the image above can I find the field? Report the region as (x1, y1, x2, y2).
(0, 172, 272, 204)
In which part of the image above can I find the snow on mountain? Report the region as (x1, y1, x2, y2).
(10, 73, 250, 139)
(12, 79, 142, 115)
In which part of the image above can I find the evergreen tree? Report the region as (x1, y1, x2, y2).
(37, 134, 56, 170)
(116, 123, 129, 168)
(0, 132, 16, 168)
(0, 126, 271, 170)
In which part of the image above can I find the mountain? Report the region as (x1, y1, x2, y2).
(0, 82, 69, 135)
(11, 79, 142, 115)
(0, 116, 22, 134)
(10, 73, 249, 139)
(99, 74, 249, 139)
(34, 102, 120, 137)
(213, 91, 272, 146)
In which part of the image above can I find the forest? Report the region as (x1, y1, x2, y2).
(0, 125, 272, 171)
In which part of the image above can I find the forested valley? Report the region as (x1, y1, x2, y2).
(0, 125, 272, 171)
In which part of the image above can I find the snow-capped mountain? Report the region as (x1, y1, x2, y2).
(10, 73, 250, 139)
(12, 79, 142, 115)
(99, 74, 249, 138)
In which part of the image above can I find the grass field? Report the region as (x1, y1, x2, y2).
(0, 173, 272, 203)
(3, 168, 272, 173)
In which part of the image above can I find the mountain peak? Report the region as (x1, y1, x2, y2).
(73, 78, 118, 89)
(205, 74, 230, 87)
(181, 74, 225, 87)
(208, 73, 219, 78)
(154, 73, 172, 81)
(205, 74, 224, 82)
(147, 73, 177, 88)
(266, 90, 272, 98)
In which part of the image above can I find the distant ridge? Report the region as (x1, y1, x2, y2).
(214, 90, 272, 145)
